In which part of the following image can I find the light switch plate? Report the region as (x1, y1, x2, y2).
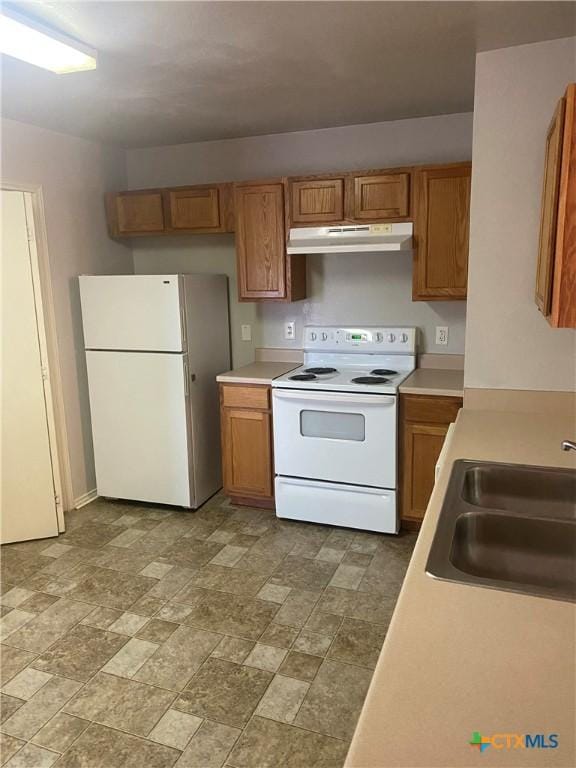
(241, 324, 252, 341)
(284, 321, 296, 340)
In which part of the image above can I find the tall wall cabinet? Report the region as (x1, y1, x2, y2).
(234, 181, 306, 302)
(412, 163, 471, 301)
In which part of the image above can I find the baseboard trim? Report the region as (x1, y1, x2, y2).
(74, 489, 98, 509)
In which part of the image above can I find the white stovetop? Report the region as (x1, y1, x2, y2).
(272, 359, 415, 395)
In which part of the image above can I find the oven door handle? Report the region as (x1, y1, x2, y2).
(272, 389, 396, 406)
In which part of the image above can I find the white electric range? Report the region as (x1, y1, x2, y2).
(272, 326, 417, 534)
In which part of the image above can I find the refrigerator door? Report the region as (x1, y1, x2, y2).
(86, 350, 193, 507)
(80, 275, 184, 351)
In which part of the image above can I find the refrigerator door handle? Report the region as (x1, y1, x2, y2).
(180, 306, 187, 346)
(183, 360, 189, 396)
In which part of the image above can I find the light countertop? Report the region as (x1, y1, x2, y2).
(216, 361, 299, 385)
(400, 367, 464, 397)
(346, 407, 576, 768)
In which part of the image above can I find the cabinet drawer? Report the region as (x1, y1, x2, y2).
(402, 394, 462, 424)
(220, 384, 270, 410)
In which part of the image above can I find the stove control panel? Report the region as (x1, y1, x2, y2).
(303, 326, 417, 353)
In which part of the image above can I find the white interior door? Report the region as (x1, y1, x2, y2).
(79, 275, 184, 351)
(1, 191, 59, 543)
(85, 350, 192, 506)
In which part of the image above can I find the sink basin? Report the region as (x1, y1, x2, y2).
(426, 461, 576, 602)
(462, 464, 575, 517)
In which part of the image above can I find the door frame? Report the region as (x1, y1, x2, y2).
(2, 181, 72, 528)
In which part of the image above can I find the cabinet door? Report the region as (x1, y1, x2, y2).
(352, 173, 410, 220)
(167, 187, 221, 231)
(290, 178, 344, 224)
(402, 422, 448, 524)
(112, 192, 165, 235)
(413, 164, 471, 300)
(221, 407, 273, 498)
(536, 97, 566, 316)
(550, 83, 576, 328)
(235, 183, 286, 299)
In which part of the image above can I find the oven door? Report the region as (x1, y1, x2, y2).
(272, 389, 397, 488)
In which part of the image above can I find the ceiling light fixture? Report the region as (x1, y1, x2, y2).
(0, 7, 97, 74)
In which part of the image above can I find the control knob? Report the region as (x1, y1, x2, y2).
(310, 332, 317, 341)
(321, 332, 328, 341)
(399, 333, 409, 343)
(387, 333, 396, 343)
(375, 332, 384, 343)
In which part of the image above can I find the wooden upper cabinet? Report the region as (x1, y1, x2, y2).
(537, 83, 576, 328)
(106, 184, 234, 237)
(167, 186, 221, 231)
(108, 192, 165, 236)
(351, 173, 410, 220)
(412, 163, 471, 301)
(290, 178, 345, 224)
(235, 181, 306, 301)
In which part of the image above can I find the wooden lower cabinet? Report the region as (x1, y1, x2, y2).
(400, 393, 462, 529)
(220, 383, 274, 507)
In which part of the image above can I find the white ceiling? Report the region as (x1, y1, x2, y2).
(2, 1, 575, 148)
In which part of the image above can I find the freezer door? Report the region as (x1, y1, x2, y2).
(86, 350, 193, 506)
(80, 275, 184, 351)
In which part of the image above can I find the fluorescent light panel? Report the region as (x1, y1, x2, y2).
(0, 8, 97, 73)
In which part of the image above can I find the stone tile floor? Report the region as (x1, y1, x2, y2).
(0, 493, 416, 768)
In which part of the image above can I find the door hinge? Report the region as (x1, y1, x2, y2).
(26, 225, 34, 243)
(41, 366, 49, 381)
(54, 494, 61, 506)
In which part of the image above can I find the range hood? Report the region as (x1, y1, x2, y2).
(286, 223, 413, 254)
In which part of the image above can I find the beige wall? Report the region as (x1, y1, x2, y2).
(133, 235, 259, 368)
(465, 37, 576, 391)
(128, 112, 473, 362)
(1, 118, 133, 505)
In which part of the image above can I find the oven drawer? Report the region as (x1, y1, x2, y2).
(275, 476, 398, 534)
(272, 388, 397, 488)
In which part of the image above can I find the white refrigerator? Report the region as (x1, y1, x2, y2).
(79, 274, 230, 508)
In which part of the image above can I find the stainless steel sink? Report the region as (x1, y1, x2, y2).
(426, 461, 576, 602)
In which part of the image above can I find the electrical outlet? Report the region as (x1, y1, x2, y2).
(435, 326, 449, 346)
(241, 324, 252, 342)
(284, 321, 295, 340)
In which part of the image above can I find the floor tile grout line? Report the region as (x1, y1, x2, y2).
(29, 710, 91, 756)
(2, 496, 411, 767)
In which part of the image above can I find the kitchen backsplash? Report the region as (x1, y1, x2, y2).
(133, 239, 466, 368)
